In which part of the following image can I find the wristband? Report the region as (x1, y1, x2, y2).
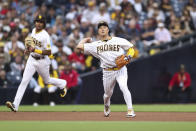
(34, 49, 42, 54)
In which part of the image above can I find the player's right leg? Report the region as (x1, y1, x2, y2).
(102, 70, 116, 117)
(36, 62, 67, 97)
(6, 56, 36, 112)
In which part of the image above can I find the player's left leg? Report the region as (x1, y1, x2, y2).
(116, 66, 136, 117)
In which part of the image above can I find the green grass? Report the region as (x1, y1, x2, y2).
(1, 105, 196, 131)
(1, 104, 196, 112)
(0, 121, 196, 131)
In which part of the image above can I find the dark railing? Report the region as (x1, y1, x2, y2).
(146, 32, 196, 53)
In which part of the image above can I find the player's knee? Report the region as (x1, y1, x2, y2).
(104, 91, 113, 98)
(104, 93, 110, 98)
(119, 86, 129, 93)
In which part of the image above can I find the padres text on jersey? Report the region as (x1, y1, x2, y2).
(97, 44, 120, 54)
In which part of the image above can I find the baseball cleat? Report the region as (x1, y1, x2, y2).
(104, 105, 110, 117)
(6, 101, 16, 112)
(60, 87, 67, 97)
(33, 102, 39, 107)
(126, 109, 136, 118)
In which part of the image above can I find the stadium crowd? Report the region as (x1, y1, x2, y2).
(0, 0, 196, 101)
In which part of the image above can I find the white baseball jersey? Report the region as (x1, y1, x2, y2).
(84, 37, 133, 68)
(12, 28, 66, 111)
(84, 36, 134, 111)
(30, 28, 51, 58)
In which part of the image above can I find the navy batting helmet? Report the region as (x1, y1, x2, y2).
(34, 14, 46, 28)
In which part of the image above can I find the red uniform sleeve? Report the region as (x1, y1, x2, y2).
(68, 54, 74, 62)
(169, 73, 178, 87)
(184, 72, 191, 88)
(68, 70, 78, 88)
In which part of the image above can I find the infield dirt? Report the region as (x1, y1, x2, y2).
(0, 112, 196, 121)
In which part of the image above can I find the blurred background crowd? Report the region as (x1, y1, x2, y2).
(0, 0, 196, 105)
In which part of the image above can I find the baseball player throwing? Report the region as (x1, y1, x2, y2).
(77, 21, 136, 117)
(6, 14, 67, 112)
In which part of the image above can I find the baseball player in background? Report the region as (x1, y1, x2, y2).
(77, 21, 136, 117)
(6, 14, 67, 112)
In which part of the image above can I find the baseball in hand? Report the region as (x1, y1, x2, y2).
(84, 37, 92, 43)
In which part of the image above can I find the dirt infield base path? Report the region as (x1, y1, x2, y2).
(0, 112, 196, 121)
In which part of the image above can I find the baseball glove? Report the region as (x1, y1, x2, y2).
(24, 36, 36, 50)
(115, 55, 131, 69)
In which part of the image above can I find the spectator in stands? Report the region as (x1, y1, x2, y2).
(181, 9, 195, 34)
(4, 34, 25, 60)
(60, 61, 80, 104)
(80, 18, 90, 35)
(92, 2, 111, 25)
(46, 7, 56, 26)
(0, 2, 9, 15)
(84, 25, 96, 42)
(19, 28, 30, 43)
(0, 41, 10, 66)
(6, 55, 24, 87)
(110, 5, 122, 24)
(169, 18, 185, 39)
(126, 19, 141, 40)
(114, 17, 127, 37)
(63, 20, 72, 35)
(1, 26, 11, 42)
(68, 27, 84, 45)
(154, 22, 172, 45)
(160, 0, 173, 17)
(0, 69, 8, 88)
(132, 0, 147, 15)
(189, 4, 196, 30)
(81, 1, 97, 25)
(147, 2, 165, 22)
(121, 1, 136, 22)
(141, 19, 156, 47)
(107, 0, 121, 11)
(53, 39, 72, 64)
(9, 55, 24, 75)
(58, 28, 70, 46)
(69, 47, 85, 73)
(65, 5, 78, 21)
(185, 0, 195, 12)
(168, 64, 192, 103)
(40, 3, 47, 16)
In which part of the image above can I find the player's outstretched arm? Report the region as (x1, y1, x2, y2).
(76, 37, 92, 51)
